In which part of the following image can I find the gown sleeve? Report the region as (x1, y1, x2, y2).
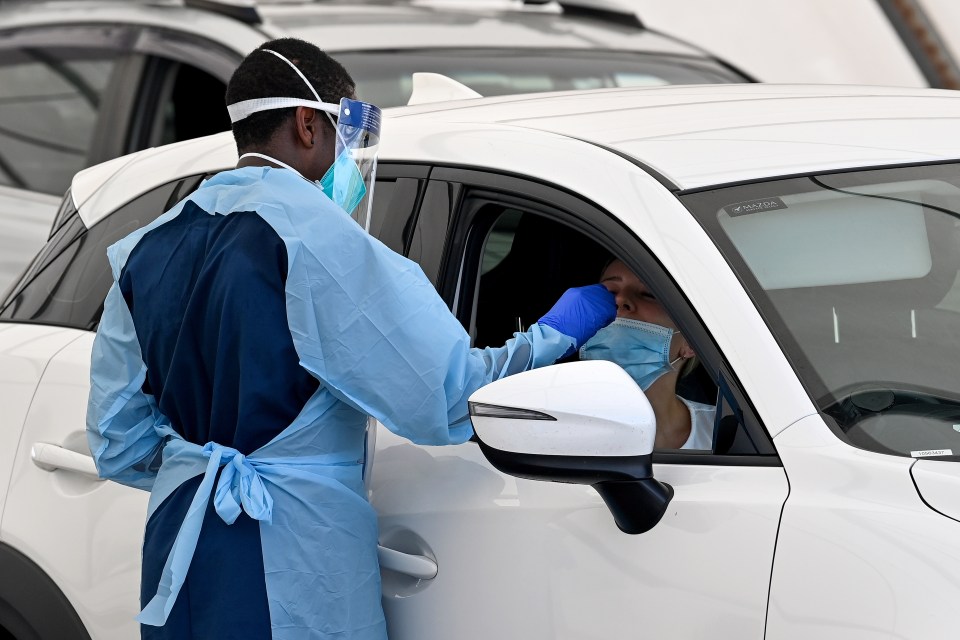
(280, 205, 573, 447)
(86, 281, 169, 490)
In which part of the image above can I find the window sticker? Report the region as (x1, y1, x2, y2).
(723, 197, 787, 217)
(910, 449, 954, 458)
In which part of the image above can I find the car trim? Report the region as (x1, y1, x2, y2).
(570, 136, 681, 192)
(674, 157, 960, 195)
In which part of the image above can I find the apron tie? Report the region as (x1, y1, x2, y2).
(138, 442, 274, 626)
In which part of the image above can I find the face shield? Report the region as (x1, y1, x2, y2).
(320, 97, 381, 232)
(226, 49, 382, 231)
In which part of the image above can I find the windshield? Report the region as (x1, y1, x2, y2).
(683, 164, 960, 459)
(331, 49, 744, 107)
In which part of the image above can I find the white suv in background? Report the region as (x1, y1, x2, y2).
(0, 0, 752, 293)
(2, 83, 960, 639)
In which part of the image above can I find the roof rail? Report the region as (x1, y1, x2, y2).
(183, 0, 261, 24)
(523, 0, 643, 29)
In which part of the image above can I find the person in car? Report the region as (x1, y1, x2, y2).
(580, 259, 715, 450)
(86, 38, 616, 640)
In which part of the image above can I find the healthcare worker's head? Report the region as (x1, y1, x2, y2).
(225, 38, 355, 181)
(580, 259, 696, 393)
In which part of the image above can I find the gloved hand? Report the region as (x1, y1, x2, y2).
(537, 283, 617, 350)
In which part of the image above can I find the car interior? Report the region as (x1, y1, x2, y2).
(469, 207, 721, 431)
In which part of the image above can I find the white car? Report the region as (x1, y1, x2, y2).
(2, 83, 960, 639)
(0, 0, 751, 294)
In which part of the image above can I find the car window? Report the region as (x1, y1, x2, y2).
(470, 207, 610, 348)
(130, 57, 231, 151)
(158, 62, 231, 146)
(332, 49, 745, 107)
(407, 180, 460, 286)
(420, 168, 778, 459)
(368, 176, 424, 254)
(424, 178, 775, 459)
(0, 175, 204, 330)
(0, 46, 121, 195)
(684, 164, 960, 459)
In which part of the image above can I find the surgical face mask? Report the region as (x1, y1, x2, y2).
(579, 318, 683, 391)
(318, 143, 367, 216)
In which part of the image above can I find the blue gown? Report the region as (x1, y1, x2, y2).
(86, 166, 573, 639)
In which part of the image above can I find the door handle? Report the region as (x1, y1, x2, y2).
(31, 443, 102, 481)
(377, 544, 438, 580)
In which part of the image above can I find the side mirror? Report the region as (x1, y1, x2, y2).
(469, 360, 673, 534)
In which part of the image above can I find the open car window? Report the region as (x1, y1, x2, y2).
(441, 185, 743, 456)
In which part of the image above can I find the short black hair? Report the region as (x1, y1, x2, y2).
(225, 38, 355, 150)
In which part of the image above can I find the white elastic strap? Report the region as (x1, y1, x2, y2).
(238, 152, 307, 180)
(226, 49, 339, 123)
(263, 49, 322, 102)
(228, 97, 338, 124)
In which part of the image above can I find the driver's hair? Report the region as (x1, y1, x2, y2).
(225, 38, 354, 152)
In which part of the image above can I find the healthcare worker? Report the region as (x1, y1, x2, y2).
(86, 38, 615, 640)
(580, 259, 714, 450)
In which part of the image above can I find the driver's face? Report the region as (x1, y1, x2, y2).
(600, 260, 677, 330)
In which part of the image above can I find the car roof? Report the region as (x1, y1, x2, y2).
(260, 1, 700, 55)
(0, 0, 709, 57)
(73, 83, 960, 226)
(389, 83, 960, 189)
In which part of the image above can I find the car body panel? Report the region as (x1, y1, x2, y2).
(1, 331, 145, 640)
(389, 84, 960, 189)
(0, 2, 266, 56)
(372, 424, 788, 640)
(0, 325, 84, 528)
(767, 414, 960, 639)
(72, 134, 237, 228)
(267, 3, 700, 55)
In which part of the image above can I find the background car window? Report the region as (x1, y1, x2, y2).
(0, 175, 204, 330)
(334, 49, 744, 107)
(130, 58, 231, 150)
(0, 46, 119, 195)
(158, 62, 231, 145)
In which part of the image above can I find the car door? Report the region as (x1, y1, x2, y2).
(371, 169, 789, 640)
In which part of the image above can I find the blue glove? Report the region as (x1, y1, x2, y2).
(537, 284, 617, 350)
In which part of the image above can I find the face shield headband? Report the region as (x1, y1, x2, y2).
(227, 49, 382, 230)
